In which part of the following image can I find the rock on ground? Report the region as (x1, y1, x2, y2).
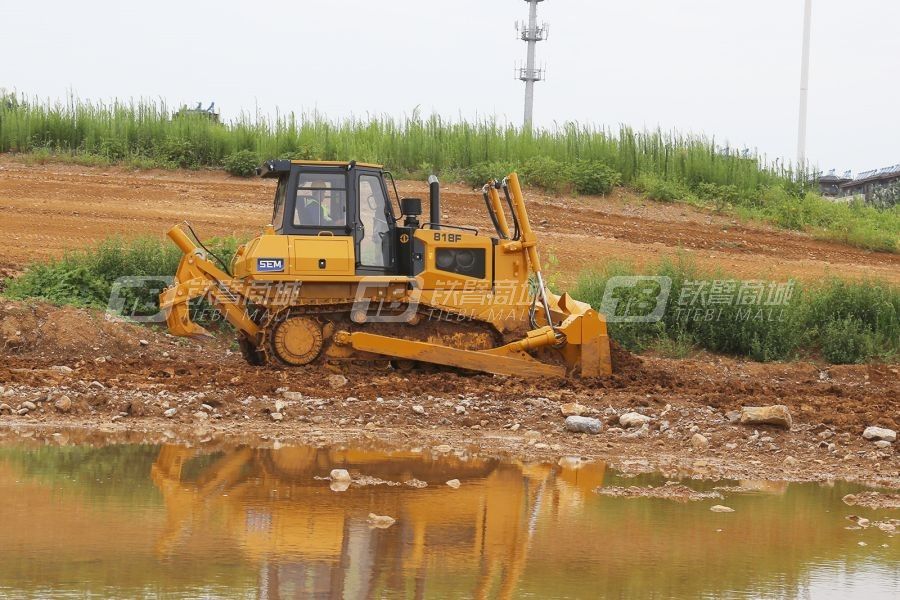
(560, 402, 587, 417)
(446, 479, 461, 489)
(862, 426, 896, 442)
(619, 412, 652, 428)
(710, 505, 735, 513)
(330, 469, 351, 482)
(328, 374, 349, 389)
(54, 395, 72, 413)
(565, 416, 602, 434)
(691, 433, 709, 451)
(740, 405, 792, 429)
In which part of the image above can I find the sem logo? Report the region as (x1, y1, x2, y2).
(257, 258, 285, 272)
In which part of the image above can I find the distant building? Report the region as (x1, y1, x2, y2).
(815, 164, 900, 202)
(816, 169, 852, 197)
(839, 164, 900, 200)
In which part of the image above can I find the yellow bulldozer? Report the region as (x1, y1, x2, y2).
(159, 161, 612, 378)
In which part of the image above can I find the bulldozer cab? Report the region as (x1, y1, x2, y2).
(259, 159, 398, 274)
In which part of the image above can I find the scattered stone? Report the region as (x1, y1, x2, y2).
(725, 443, 738, 450)
(16, 408, 29, 416)
(434, 444, 452, 453)
(565, 416, 602, 434)
(49, 365, 73, 374)
(691, 433, 709, 451)
(862, 427, 896, 443)
(710, 505, 735, 513)
(330, 480, 350, 493)
(53, 395, 72, 413)
(523, 430, 542, 440)
(874, 440, 893, 450)
(619, 412, 651, 428)
(560, 402, 587, 417)
(193, 411, 209, 420)
(201, 403, 214, 412)
(367, 513, 396, 528)
(364, 421, 377, 430)
(596, 482, 722, 502)
(842, 492, 900, 510)
(454, 405, 467, 415)
(139, 339, 150, 346)
(274, 399, 286, 412)
(783, 456, 800, 468)
(330, 469, 351, 482)
(739, 405, 792, 429)
(624, 423, 649, 438)
(725, 410, 741, 424)
(405, 479, 427, 488)
(446, 479, 461, 489)
(328, 374, 349, 389)
(270, 412, 284, 422)
(282, 391, 304, 402)
(21, 401, 37, 411)
(0, 403, 12, 414)
(412, 404, 426, 415)
(509, 423, 520, 431)
(163, 408, 177, 418)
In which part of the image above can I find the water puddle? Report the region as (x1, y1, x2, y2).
(0, 435, 896, 598)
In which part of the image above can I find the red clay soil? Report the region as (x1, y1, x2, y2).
(1, 156, 897, 284)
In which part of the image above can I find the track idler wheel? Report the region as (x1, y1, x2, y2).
(270, 315, 325, 366)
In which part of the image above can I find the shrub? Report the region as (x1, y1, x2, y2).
(820, 318, 876, 364)
(98, 139, 127, 161)
(695, 182, 739, 212)
(519, 156, 568, 192)
(569, 160, 621, 195)
(159, 138, 199, 169)
(4, 236, 242, 321)
(464, 161, 518, 187)
(635, 174, 692, 202)
(224, 150, 259, 177)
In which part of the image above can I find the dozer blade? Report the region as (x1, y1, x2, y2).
(347, 332, 566, 379)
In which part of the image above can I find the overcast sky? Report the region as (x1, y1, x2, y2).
(2, 0, 897, 173)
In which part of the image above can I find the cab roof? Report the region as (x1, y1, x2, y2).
(256, 159, 384, 178)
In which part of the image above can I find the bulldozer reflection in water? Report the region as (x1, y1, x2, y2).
(150, 443, 606, 598)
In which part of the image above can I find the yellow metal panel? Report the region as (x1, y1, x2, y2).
(413, 229, 493, 290)
(289, 235, 355, 275)
(289, 160, 383, 169)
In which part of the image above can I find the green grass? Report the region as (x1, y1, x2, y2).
(2, 92, 896, 252)
(3, 236, 241, 323)
(572, 256, 899, 364)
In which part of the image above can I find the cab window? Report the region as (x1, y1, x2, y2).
(358, 174, 391, 268)
(292, 173, 347, 228)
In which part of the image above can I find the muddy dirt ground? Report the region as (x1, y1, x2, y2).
(0, 301, 896, 488)
(1, 156, 898, 284)
(0, 158, 897, 486)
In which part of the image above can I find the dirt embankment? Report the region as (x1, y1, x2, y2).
(1, 157, 897, 284)
(1, 301, 897, 487)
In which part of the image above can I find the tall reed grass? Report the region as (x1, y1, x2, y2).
(0, 92, 800, 192)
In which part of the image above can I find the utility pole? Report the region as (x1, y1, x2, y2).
(797, 0, 812, 171)
(516, 0, 548, 131)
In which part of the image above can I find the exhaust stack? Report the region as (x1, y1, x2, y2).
(427, 175, 440, 230)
